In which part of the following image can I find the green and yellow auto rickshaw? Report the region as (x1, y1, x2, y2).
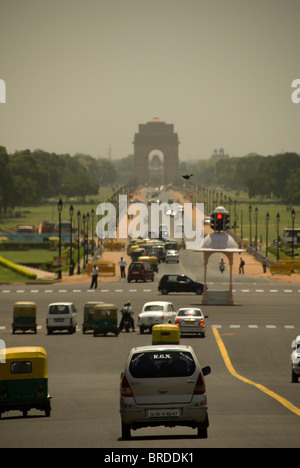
(0, 347, 51, 418)
(138, 255, 158, 272)
(93, 304, 119, 337)
(12, 302, 37, 334)
(82, 301, 104, 334)
(152, 324, 180, 345)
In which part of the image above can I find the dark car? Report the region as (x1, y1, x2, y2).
(127, 262, 154, 283)
(158, 274, 204, 295)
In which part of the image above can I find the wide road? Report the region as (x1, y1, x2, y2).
(0, 249, 299, 448)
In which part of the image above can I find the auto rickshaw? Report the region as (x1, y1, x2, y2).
(82, 301, 104, 334)
(93, 303, 119, 337)
(12, 302, 37, 334)
(138, 255, 158, 272)
(0, 347, 51, 418)
(152, 324, 180, 345)
(131, 247, 146, 261)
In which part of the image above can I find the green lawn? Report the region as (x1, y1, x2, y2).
(0, 265, 34, 283)
(1, 250, 55, 264)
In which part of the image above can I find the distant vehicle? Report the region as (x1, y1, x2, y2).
(175, 308, 207, 338)
(127, 262, 154, 283)
(120, 344, 211, 439)
(158, 274, 204, 295)
(165, 250, 179, 263)
(291, 335, 300, 383)
(46, 302, 77, 335)
(283, 228, 300, 244)
(138, 301, 176, 334)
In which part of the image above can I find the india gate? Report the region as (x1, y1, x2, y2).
(133, 118, 179, 185)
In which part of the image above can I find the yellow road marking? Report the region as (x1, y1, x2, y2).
(212, 327, 300, 417)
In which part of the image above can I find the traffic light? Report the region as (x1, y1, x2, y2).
(216, 212, 224, 231)
(224, 212, 230, 230)
(210, 207, 230, 232)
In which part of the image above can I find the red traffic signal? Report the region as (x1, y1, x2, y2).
(210, 207, 230, 232)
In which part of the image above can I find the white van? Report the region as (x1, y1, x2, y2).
(46, 302, 77, 335)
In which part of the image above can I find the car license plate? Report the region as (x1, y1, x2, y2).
(54, 318, 64, 323)
(147, 409, 181, 419)
(185, 320, 195, 324)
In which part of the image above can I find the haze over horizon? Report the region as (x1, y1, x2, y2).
(1, 0, 299, 161)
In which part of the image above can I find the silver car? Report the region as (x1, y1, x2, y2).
(291, 335, 300, 382)
(165, 249, 179, 263)
(175, 308, 207, 338)
(120, 345, 211, 439)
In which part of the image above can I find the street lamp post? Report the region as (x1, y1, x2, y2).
(265, 212, 270, 258)
(77, 211, 81, 275)
(291, 209, 296, 261)
(82, 214, 86, 269)
(276, 212, 280, 262)
(86, 213, 90, 260)
(69, 205, 74, 276)
(249, 205, 252, 247)
(57, 198, 63, 280)
(91, 208, 95, 256)
(255, 207, 258, 251)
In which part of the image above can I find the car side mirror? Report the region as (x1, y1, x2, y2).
(204, 315, 208, 319)
(202, 366, 211, 376)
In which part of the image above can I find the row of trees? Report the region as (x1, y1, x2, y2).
(189, 152, 300, 203)
(0, 146, 118, 211)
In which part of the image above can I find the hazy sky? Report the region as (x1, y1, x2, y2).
(0, 0, 299, 160)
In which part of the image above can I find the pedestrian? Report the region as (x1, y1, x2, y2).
(239, 257, 245, 274)
(90, 265, 99, 289)
(262, 258, 267, 273)
(118, 257, 127, 279)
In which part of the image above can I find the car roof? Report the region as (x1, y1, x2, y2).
(129, 345, 194, 354)
(143, 301, 172, 306)
(48, 302, 74, 306)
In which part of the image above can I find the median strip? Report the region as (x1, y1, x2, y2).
(212, 327, 300, 417)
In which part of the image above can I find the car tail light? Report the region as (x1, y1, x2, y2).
(199, 319, 204, 326)
(175, 318, 180, 326)
(121, 375, 133, 397)
(193, 373, 205, 395)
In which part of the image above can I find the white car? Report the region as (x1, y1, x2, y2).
(165, 250, 179, 263)
(138, 301, 176, 334)
(291, 335, 300, 382)
(120, 344, 211, 439)
(46, 302, 77, 335)
(175, 308, 207, 338)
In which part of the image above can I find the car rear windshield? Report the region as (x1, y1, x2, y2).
(49, 305, 69, 315)
(178, 309, 202, 317)
(144, 305, 164, 311)
(130, 263, 143, 270)
(129, 351, 196, 378)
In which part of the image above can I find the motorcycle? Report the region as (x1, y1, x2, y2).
(219, 260, 225, 274)
(119, 308, 135, 332)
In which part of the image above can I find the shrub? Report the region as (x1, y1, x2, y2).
(0, 256, 37, 280)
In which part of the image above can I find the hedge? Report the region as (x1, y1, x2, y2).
(0, 256, 37, 280)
